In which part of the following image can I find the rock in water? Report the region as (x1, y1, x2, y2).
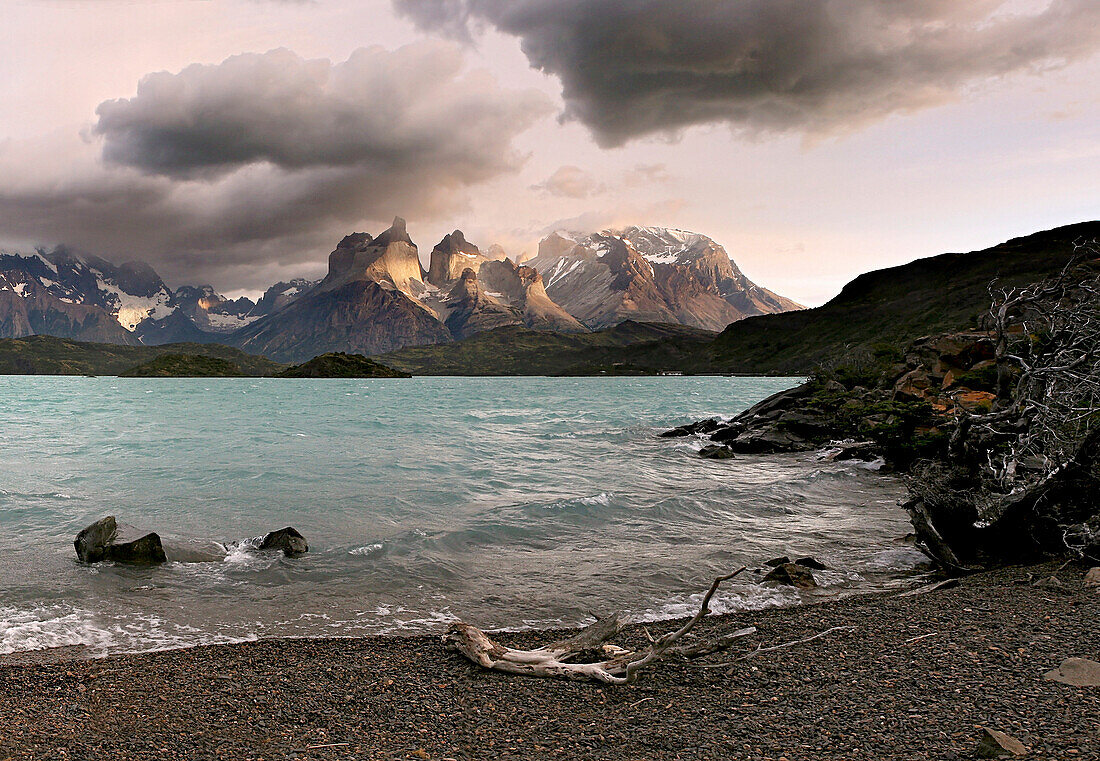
(976, 727, 1027, 758)
(764, 556, 792, 567)
(698, 444, 736, 460)
(1043, 657, 1100, 687)
(74, 516, 167, 565)
(1084, 567, 1100, 586)
(659, 419, 722, 438)
(763, 563, 817, 589)
(260, 527, 309, 556)
(795, 556, 828, 570)
(74, 516, 117, 563)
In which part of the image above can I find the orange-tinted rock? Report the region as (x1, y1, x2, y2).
(956, 390, 997, 412)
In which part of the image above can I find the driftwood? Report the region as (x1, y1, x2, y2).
(445, 568, 747, 684)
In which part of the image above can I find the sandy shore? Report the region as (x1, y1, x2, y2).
(1, 561, 1097, 761)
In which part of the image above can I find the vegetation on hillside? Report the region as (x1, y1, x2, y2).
(119, 354, 246, 377)
(377, 321, 716, 376)
(0, 335, 284, 376)
(706, 222, 1100, 374)
(278, 352, 410, 378)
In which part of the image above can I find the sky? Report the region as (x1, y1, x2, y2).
(0, 0, 1098, 306)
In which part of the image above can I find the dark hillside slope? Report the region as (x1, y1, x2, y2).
(0, 335, 283, 376)
(377, 321, 715, 376)
(707, 222, 1100, 374)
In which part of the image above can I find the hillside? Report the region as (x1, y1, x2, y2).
(278, 352, 410, 378)
(705, 222, 1100, 374)
(119, 354, 247, 377)
(377, 321, 716, 376)
(0, 336, 284, 376)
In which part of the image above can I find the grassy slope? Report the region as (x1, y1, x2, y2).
(0, 335, 284, 376)
(376, 321, 716, 375)
(704, 222, 1100, 374)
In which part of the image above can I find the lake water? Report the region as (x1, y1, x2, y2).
(0, 375, 920, 657)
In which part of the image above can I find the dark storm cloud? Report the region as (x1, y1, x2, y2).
(95, 43, 547, 179)
(394, 0, 1100, 146)
(0, 42, 550, 290)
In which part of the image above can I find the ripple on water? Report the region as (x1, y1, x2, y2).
(0, 375, 921, 656)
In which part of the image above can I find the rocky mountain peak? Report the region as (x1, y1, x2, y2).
(427, 230, 489, 287)
(529, 225, 802, 331)
(373, 216, 414, 248)
(319, 217, 424, 296)
(337, 232, 373, 250)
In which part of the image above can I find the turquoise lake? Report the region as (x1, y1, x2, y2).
(0, 375, 920, 657)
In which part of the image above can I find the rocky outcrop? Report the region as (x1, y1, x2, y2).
(319, 218, 425, 297)
(251, 279, 316, 316)
(528, 226, 801, 331)
(233, 279, 451, 363)
(260, 527, 309, 556)
(74, 516, 167, 565)
(427, 231, 491, 288)
(661, 330, 1008, 461)
(171, 285, 260, 335)
(478, 258, 587, 333)
(442, 269, 525, 340)
(763, 563, 817, 588)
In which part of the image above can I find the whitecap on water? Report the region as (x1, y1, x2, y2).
(0, 603, 258, 658)
(350, 543, 383, 556)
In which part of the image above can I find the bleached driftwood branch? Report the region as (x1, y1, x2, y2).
(444, 568, 747, 684)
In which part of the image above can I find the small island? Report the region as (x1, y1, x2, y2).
(277, 352, 412, 378)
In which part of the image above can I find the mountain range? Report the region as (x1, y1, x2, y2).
(0, 220, 801, 362)
(378, 221, 1100, 375)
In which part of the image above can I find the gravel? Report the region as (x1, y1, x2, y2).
(1, 561, 1096, 760)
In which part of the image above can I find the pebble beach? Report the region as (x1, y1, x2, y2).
(1, 561, 1097, 760)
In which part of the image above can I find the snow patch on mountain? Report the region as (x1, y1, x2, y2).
(98, 282, 175, 331)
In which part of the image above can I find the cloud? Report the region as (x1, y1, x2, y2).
(531, 165, 603, 198)
(394, 0, 1100, 146)
(623, 163, 671, 187)
(95, 43, 548, 179)
(0, 42, 551, 290)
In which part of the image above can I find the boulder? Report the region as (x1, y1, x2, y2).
(1043, 657, 1100, 687)
(763, 563, 817, 589)
(976, 728, 1027, 758)
(724, 426, 814, 454)
(1085, 567, 1100, 586)
(74, 516, 167, 565)
(764, 556, 791, 567)
(699, 444, 736, 460)
(821, 440, 881, 463)
(659, 418, 722, 438)
(260, 527, 309, 556)
(794, 556, 828, 570)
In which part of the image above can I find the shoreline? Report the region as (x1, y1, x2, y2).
(2, 560, 1096, 760)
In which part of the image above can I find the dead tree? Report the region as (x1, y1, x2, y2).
(445, 568, 748, 683)
(906, 241, 1100, 568)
